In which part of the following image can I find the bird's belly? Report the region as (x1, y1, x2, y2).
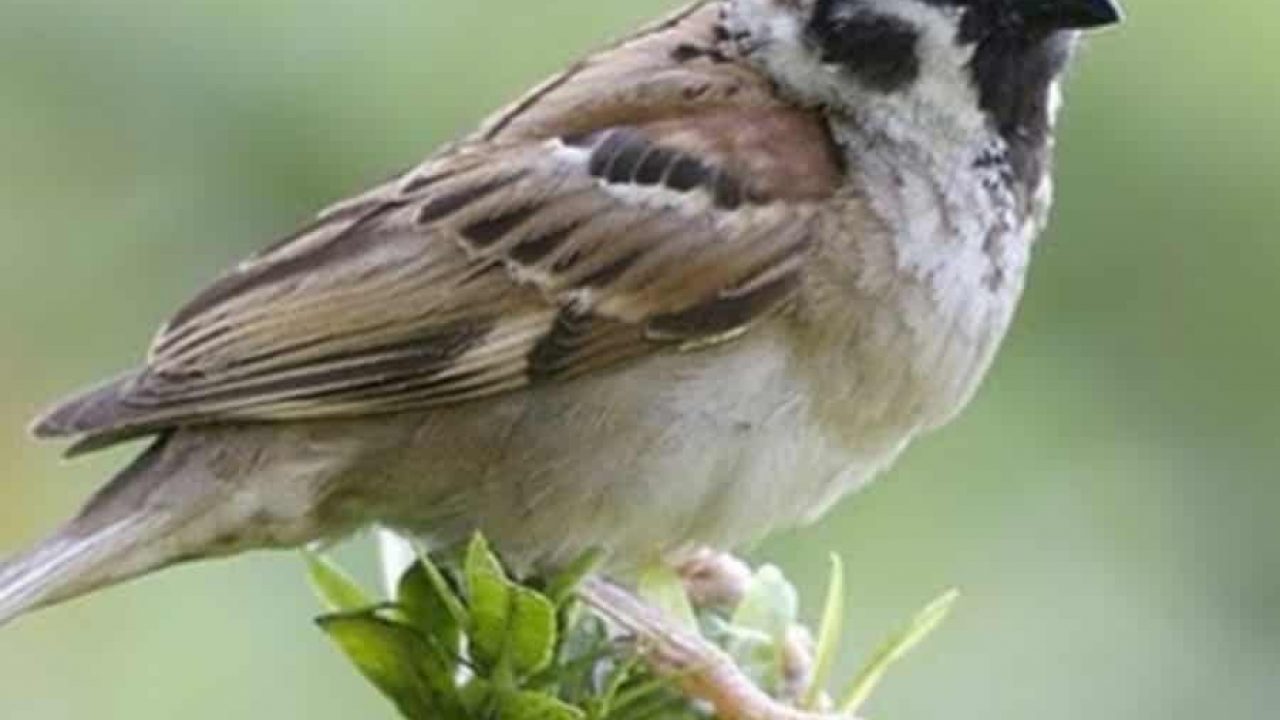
(371, 325, 909, 571)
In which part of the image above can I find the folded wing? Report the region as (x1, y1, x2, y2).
(32, 2, 845, 450)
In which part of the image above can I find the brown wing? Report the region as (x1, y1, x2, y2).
(32, 1, 845, 449)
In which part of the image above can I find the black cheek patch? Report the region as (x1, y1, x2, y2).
(809, 1, 922, 93)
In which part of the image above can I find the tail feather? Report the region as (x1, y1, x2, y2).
(0, 515, 166, 626)
(0, 435, 229, 628)
(3, 427, 336, 628)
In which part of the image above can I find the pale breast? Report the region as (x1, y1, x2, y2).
(354, 321, 890, 570)
(802, 118, 1036, 430)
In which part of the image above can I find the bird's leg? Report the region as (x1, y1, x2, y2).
(675, 548, 821, 704)
(675, 547, 753, 609)
(579, 576, 855, 720)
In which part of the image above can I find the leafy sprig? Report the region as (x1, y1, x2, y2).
(305, 536, 957, 719)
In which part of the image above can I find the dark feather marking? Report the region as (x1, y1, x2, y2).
(711, 170, 744, 210)
(139, 320, 492, 409)
(418, 172, 527, 226)
(635, 147, 676, 185)
(401, 166, 466, 195)
(552, 249, 585, 273)
(581, 250, 644, 288)
(670, 43, 704, 62)
(603, 137, 651, 184)
(167, 318, 425, 380)
(152, 323, 233, 366)
(574, 127, 755, 209)
(527, 307, 595, 381)
(649, 273, 797, 340)
(460, 206, 539, 247)
(510, 222, 581, 264)
(561, 130, 603, 149)
(670, 43, 730, 64)
(587, 130, 631, 177)
(665, 157, 711, 192)
(681, 82, 714, 101)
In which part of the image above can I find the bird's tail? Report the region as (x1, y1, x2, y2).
(0, 435, 249, 627)
(0, 513, 171, 626)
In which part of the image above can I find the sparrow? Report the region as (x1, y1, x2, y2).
(1, 0, 1120, 655)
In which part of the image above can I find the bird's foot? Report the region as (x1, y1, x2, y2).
(579, 576, 855, 720)
(675, 548, 819, 704)
(674, 547, 754, 609)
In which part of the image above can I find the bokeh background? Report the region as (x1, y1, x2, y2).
(1, 0, 1276, 718)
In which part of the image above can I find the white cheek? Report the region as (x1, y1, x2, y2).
(863, 0, 985, 133)
(728, 0, 831, 102)
(1047, 81, 1065, 126)
(730, 0, 802, 38)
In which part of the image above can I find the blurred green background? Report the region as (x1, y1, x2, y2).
(0, 0, 1276, 717)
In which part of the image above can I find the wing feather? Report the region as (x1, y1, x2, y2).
(32, 1, 847, 448)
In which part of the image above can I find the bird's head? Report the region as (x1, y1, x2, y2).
(726, 0, 1122, 141)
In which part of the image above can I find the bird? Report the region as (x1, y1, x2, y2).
(1, 0, 1119, 678)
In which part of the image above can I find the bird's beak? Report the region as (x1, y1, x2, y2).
(1023, 0, 1124, 30)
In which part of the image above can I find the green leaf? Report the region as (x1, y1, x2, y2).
(465, 534, 558, 678)
(730, 564, 798, 692)
(636, 564, 697, 632)
(804, 554, 845, 709)
(305, 551, 373, 613)
(587, 655, 642, 719)
(498, 690, 586, 720)
(606, 679, 703, 720)
(421, 551, 471, 628)
(317, 613, 465, 719)
(732, 565, 799, 641)
(840, 588, 960, 714)
(398, 560, 464, 655)
(549, 609, 613, 705)
(715, 619, 780, 693)
(503, 587, 558, 677)
(545, 548, 605, 608)
(463, 678, 584, 720)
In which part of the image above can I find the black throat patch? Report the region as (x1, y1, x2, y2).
(963, 19, 1074, 189)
